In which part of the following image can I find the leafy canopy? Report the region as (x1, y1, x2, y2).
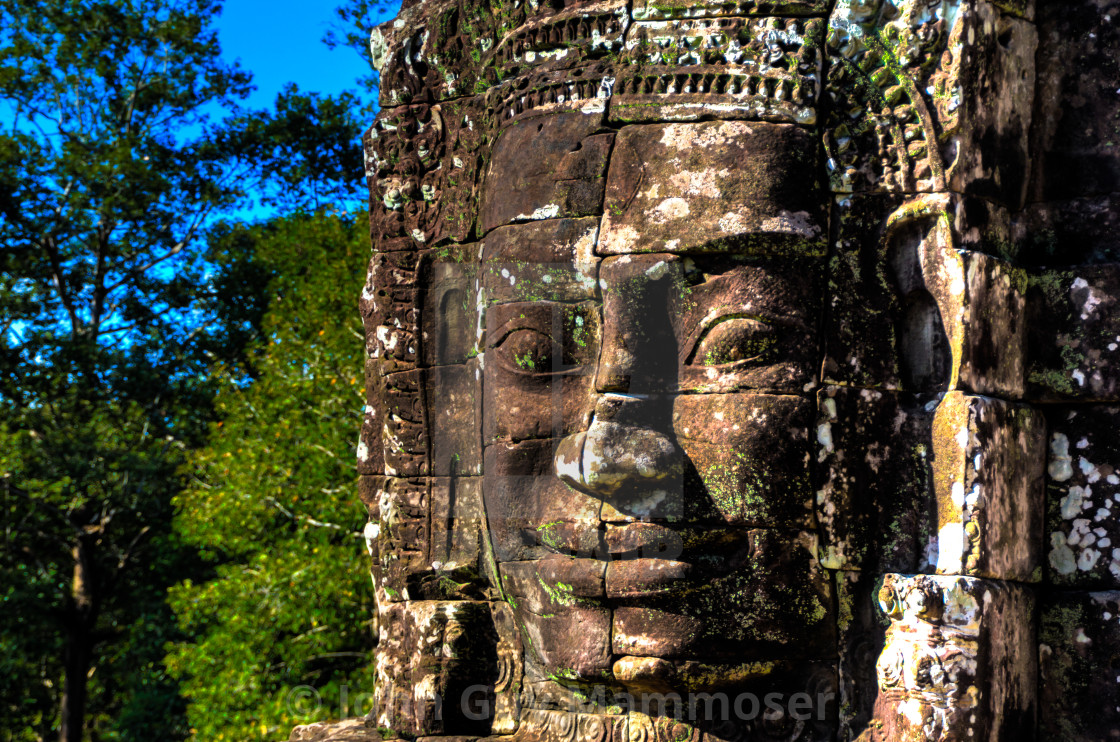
(0, 1, 370, 739)
(167, 213, 375, 742)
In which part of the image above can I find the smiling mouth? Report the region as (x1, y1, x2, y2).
(535, 520, 761, 599)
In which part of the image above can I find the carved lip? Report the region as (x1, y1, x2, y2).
(605, 557, 693, 598)
(538, 522, 757, 598)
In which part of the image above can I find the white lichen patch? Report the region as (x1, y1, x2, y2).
(514, 204, 561, 222)
(653, 197, 690, 223)
(666, 168, 726, 199)
(760, 210, 822, 239)
(936, 524, 966, 574)
(1049, 433, 1074, 481)
(1072, 276, 1105, 320)
(363, 521, 381, 556)
(1048, 421, 1120, 580)
(644, 260, 670, 280)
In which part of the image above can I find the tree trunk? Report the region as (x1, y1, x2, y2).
(59, 539, 97, 742)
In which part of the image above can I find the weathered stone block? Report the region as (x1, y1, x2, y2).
(863, 574, 1036, 742)
(374, 481, 536, 604)
(886, 221, 1027, 399)
(483, 301, 600, 443)
(1045, 406, 1120, 587)
(1030, 0, 1120, 205)
(288, 718, 381, 741)
(379, 370, 429, 478)
(1018, 194, 1120, 267)
(824, 194, 1023, 392)
(821, 194, 906, 390)
(376, 476, 430, 603)
(930, 392, 1045, 581)
(955, 250, 1027, 398)
(597, 254, 821, 395)
(609, 17, 824, 126)
(1039, 591, 1120, 742)
(484, 59, 615, 128)
(835, 571, 888, 742)
(674, 393, 815, 529)
(363, 249, 421, 376)
(499, 559, 613, 681)
(483, 440, 602, 563)
(1027, 264, 1120, 402)
(375, 600, 498, 736)
(489, 0, 629, 84)
(372, 1, 497, 106)
(851, 206, 1026, 397)
(504, 709, 627, 742)
(594, 254, 685, 395)
(367, 100, 488, 246)
(358, 399, 384, 476)
(814, 386, 935, 573)
(598, 121, 827, 257)
(630, 0, 830, 19)
(610, 530, 834, 662)
(491, 601, 524, 735)
(420, 252, 481, 367)
(560, 394, 687, 525)
(426, 361, 482, 476)
(430, 476, 484, 573)
(824, 0, 1036, 201)
(480, 111, 612, 234)
(937, 1, 1037, 209)
(481, 218, 600, 306)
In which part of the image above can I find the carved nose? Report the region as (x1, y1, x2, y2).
(554, 394, 682, 499)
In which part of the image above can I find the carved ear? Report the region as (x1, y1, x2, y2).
(883, 195, 958, 394)
(883, 194, 1029, 399)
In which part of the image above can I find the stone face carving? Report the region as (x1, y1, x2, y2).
(287, 1, 1120, 741)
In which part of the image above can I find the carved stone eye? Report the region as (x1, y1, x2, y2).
(495, 328, 555, 374)
(690, 316, 776, 367)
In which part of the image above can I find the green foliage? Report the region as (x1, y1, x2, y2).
(0, 395, 198, 741)
(0, 0, 255, 402)
(166, 213, 375, 742)
(323, 0, 397, 115)
(0, 2, 372, 739)
(0, 3, 265, 737)
(219, 85, 371, 213)
(0, 0, 367, 402)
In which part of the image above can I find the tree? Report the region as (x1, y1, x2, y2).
(0, 1, 367, 740)
(323, 0, 394, 114)
(166, 213, 375, 742)
(1, 399, 199, 742)
(0, 3, 252, 738)
(221, 84, 371, 214)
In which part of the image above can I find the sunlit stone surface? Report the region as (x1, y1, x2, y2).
(293, 1, 1120, 740)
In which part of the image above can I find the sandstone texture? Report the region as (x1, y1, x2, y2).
(318, 1, 1120, 741)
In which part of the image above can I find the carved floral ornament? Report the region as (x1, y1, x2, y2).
(296, 0, 1120, 740)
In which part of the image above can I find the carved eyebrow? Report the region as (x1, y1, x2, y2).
(691, 305, 800, 339)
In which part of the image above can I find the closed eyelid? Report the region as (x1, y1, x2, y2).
(681, 311, 793, 363)
(489, 321, 555, 348)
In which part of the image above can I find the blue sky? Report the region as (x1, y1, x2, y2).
(215, 0, 399, 109)
(211, 0, 401, 220)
